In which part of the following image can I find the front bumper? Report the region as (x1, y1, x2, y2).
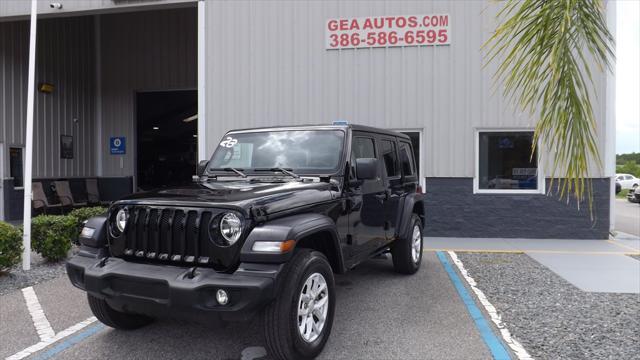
(66, 253, 283, 323)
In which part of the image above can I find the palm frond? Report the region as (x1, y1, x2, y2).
(485, 0, 614, 211)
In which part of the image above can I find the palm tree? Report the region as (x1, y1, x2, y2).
(485, 0, 614, 209)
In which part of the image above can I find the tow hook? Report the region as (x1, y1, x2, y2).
(97, 256, 109, 268)
(186, 266, 199, 279)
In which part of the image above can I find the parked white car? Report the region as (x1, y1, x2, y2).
(616, 173, 639, 190)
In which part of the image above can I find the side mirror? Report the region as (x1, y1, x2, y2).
(197, 160, 209, 177)
(355, 158, 378, 180)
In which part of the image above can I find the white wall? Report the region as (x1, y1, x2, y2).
(204, 0, 610, 178)
(99, 7, 197, 177)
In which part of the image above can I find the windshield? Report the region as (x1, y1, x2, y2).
(207, 130, 345, 174)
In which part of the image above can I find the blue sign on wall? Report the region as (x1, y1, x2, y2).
(110, 137, 126, 155)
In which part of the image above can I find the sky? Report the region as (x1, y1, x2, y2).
(616, 0, 640, 155)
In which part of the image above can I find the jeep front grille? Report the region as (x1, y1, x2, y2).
(109, 206, 238, 269)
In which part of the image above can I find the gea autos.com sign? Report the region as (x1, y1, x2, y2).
(326, 14, 450, 50)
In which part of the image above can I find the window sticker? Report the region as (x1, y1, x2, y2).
(220, 137, 238, 148)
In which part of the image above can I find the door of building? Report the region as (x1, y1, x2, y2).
(136, 90, 198, 191)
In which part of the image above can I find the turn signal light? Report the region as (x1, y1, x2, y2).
(252, 240, 297, 253)
(280, 240, 296, 253)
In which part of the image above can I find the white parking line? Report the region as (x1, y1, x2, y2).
(5, 317, 97, 360)
(448, 251, 533, 360)
(21, 287, 55, 341)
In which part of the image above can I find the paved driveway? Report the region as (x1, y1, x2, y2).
(615, 199, 640, 237)
(0, 252, 499, 360)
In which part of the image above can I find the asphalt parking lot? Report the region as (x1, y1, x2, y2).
(0, 252, 505, 360)
(615, 198, 640, 237)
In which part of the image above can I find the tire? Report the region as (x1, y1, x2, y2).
(263, 249, 335, 360)
(87, 294, 154, 330)
(391, 214, 423, 274)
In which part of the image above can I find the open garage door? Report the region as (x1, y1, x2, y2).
(136, 90, 198, 191)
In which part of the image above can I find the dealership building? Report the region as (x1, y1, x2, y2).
(0, 0, 616, 239)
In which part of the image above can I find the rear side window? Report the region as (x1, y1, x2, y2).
(399, 142, 415, 176)
(380, 139, 399, 177)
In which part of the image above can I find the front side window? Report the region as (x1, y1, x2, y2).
(208, 130, 345, 174)
(478, 131, 539, 191)
(380, 139, 399, 177)
(353, 137, 376, 159)
(350, 137, 376, 179)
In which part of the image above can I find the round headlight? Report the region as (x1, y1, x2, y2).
(116, 209, 128, 233)
(219, 213, 242, 245)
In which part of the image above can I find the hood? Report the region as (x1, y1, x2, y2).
(117, 179, 337, 215)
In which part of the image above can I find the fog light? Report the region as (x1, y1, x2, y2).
(80, 227, 95, 238)
(216, 289, 229, 305)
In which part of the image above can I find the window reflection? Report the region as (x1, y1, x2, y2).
(209, 130, 345, 173)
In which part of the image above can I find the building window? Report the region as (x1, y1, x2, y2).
(380, 139, 399, 177)
(9, 147, 24, 188)
(476, 131, 542, 193)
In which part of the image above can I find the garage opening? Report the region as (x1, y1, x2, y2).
(136, 90, 198, 191)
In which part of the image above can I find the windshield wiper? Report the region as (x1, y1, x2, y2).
(254, 167, 300, 179)
(222, 168, 247, 177)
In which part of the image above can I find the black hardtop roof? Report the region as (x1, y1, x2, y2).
(227, 124, 410, 140)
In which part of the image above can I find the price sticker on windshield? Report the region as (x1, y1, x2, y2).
(220, 137, 238, 148)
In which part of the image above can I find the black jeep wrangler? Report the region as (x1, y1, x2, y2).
(67, 124, 424, 359)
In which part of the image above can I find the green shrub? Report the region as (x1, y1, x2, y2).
(31, 215, 76, 261)
(68, 207, 107, 242)
(0, 222, 22, 272)
(617, 161, 640, 178)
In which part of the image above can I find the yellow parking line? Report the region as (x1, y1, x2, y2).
(607, 239, 640, 253)
(423, 248, 640, 256)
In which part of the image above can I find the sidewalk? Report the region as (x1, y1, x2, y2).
(424, 237, 640, 255)
(425, 237, 640, 294)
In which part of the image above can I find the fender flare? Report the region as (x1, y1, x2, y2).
(396, 193, 425, 240)
(240, 213, 345, 273)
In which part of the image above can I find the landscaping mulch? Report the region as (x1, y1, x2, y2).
(0, 249, 75, 296)
(457, 252, 640, 360)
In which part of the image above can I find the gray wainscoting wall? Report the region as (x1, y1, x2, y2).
(424, 178, 610, 239)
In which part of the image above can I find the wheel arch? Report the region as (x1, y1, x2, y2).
(296, 229, 345, 274)
(396, 193, 425, 240)
(240, 213, 346, 273)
